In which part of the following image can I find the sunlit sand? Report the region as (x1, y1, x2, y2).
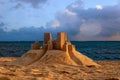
(0, 32, 119, 80)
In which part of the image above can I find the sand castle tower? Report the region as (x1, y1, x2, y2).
(43, 32, 53, 50)
(11, 32, 100, 68)
(53, 32, 66, 50)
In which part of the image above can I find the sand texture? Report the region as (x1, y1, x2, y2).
(0, 57, 120, 80)
(9, 50, 99, 67)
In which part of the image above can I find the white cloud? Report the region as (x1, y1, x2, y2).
(64, 9, 77, 16)
(96, 5, 103, 10)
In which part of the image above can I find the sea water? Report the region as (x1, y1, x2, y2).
(0, 41, 120, 60)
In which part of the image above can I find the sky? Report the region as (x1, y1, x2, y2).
(0, 0, 120, 41)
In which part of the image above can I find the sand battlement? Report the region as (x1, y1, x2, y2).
(30, 32, 75, 52)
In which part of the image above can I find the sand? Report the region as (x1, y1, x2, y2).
(0, 32, 119, 80)
(7, 49, 100, 67)
(0, 57, 120, 80)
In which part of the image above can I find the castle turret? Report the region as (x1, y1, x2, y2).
(30, 40, 39, 50)
(43, 32, 53, 50)
(53, 32, 67, 50)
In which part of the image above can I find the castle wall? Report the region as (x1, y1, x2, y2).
(44, 33, 51, 44)
(55, 32, 66, 50)
(30, 40, 40, 50)
(68, 45, 76, 52)
(44, 33, 53, 50)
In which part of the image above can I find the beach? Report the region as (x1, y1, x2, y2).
(0, 57, 120, 80)
(0, 32, 119, 80)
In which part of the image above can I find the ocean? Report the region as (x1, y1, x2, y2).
(0, 41, 120, 60)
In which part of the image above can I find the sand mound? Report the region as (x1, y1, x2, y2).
(11, 50, 45, 66)
(72, 51, 99, 67)
(11, 49, 100, 67)
(32, 50, 77, 65)
(31, 50, 99, 67)
(10, 32, 100, 68)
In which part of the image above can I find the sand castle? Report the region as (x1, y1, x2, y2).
(11, 32, 100, 67)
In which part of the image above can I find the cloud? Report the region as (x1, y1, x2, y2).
(11, 0, 48, 8)
(108, 32, 120, 40)
(96, 5, 103, 10)
(0, 0, 120, 41)
(0, 27, 45, 41)
(51, 20, 60, 28)
(0, 26, 60, 41)
(0, 22, 5, 28)
(64, 9, 77, 16)
(48, 0, 120, 41)
(13, 3, 23, 9)
(80, 21, 102, 36)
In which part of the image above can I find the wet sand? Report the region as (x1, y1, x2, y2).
(0, 57, 119, 80)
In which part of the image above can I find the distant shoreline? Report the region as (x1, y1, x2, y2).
(0, 41, 120, 42)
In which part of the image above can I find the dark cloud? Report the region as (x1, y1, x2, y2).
(0, 0, 120, 41)
(11, 0, 48, 8)
(0, 27, 42, 41)
(13, 3, 23, 9)
(50, 1, 120, 40)
(0, 26, 58, 41)
(0, 22, 5, 28)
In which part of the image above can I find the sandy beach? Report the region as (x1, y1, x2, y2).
(0, 57, 119, 80)
(0, 32, 119, 80)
